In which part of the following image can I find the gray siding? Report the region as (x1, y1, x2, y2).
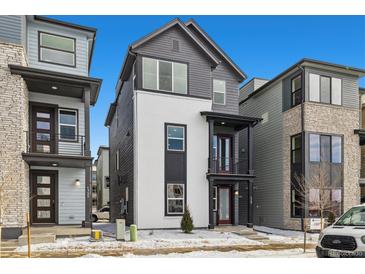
(27, 20, 89, 76)
(239, 81, 284, 227)
(134, 25, 241, 115)
(0, 15, 24, 45)
(109, 72, 134, 225)
(240, 78, 269, 103)
(304, 66, 359, 109)
(135, 25, 212, 99)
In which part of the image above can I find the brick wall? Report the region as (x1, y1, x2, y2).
(0, 42, 29, 229)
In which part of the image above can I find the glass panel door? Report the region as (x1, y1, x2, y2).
(218, 187, 231, 224)
(217, 136, 232, 172)
(31, 172, 56, 224)
(32, 107, 55, 154)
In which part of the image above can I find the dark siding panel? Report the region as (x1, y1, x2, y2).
(109, 72, 134, 225)
(134, 26, 212, 99)
(238, 182, 249, 225)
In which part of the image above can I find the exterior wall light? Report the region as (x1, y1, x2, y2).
(75, 179, 81, 187)
(234, 190, 239, 196)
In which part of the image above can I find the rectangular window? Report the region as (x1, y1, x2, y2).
(59, 109, 77, 141)
(125, 186, 129, 214)
(213, 186, 218, 211)
(142, 57, 187, 94)
(213, 79, 226, 105)
(291, 134, 303, 218)
(39, 32, 75, 67)
(309, 73, 342, 105)
(167, 125, 185, 151)
(309, 73, 320, 102)
(167, 184, 184, 214)
(309, 134, 320, 162)
(331, 136, 342, 164)
(116, 150, 119, 171)
(291, 75, 302, 107)
(291, 134, 302, 164)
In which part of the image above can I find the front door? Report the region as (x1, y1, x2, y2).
(218, 186, 232, 224)
(31, 106, 55, 154)
(31, 171, 57, 224)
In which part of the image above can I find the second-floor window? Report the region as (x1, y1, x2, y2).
(142, 57, 187, 94)
(59, 109, 77, 141)
(309, 73, 342, 105)
(291, 75, 302, 107)
(213, 79, 226, 105)
(167, 125, 185, 151)
(309, 134, 342, 164)
(39, 32, 76, 67)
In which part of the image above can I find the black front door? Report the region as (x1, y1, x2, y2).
(31, 171, 57, 224)
(31, 106, 55, 154)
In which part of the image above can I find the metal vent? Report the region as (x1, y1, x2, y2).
(172, 39, 179, 51)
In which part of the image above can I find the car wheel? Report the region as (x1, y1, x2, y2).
(92, 215, 98, 223)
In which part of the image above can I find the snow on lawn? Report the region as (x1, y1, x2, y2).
(80, 249, 316, 258)
(254, 226, 319, 243)
(16, 229, 262, 253)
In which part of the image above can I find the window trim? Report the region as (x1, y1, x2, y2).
(166, 183, 185, 215)
(291, 74, 302, 107)
(58, 108, 78, 142)
(142, 56, 188, 94)
(213, 79, 226, 105)
(166, 125, 185, 152)
(38, 31, 76, 68)
(308, 73, 343, 106)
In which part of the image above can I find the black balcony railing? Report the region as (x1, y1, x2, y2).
(208, 157, 248, 175)
(25, 131, 86, 156)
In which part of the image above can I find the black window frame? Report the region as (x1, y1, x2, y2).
(308, 73, 343, 106)
(290, 133, 304, 218)
(58, 108, 78, 142)
(38, 31, 76, 68)
(291, 74, 302, 107)
(308, 133, 343, 164)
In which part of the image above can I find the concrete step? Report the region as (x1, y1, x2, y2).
(233, 229, 257, 236)
(18, 233, 55, 246)
(246, 235, 270, 241)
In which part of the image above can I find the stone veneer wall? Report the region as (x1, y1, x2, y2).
(0, 42, 29, 235)
(282, 102, 360, 230)
(304, 102, 360, 213)
(282, 104, 302, 230)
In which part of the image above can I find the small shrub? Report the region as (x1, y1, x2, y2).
(180, 206, 194, 233)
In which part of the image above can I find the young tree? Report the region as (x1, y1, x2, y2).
(180, 206, 194, 233)
(292, 161, 342, 252)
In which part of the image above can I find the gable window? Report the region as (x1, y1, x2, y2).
(291, 75, 302, 107)
(59, 109, 77, 141)
(309, 73, 342, 105)
(166, 184, 184, 214)
(39, 32, 75, 67)
(213, 79, 226, 105)
(167, 125, 185, 151)
(142, 57, 187, 94)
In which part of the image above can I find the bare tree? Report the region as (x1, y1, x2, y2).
(292, 161, 342, 251)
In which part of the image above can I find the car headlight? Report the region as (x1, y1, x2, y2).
(361, 236, 365, 244)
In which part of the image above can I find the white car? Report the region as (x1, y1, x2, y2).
(316, 204, 365, 258)
(92, 206, 110, 222)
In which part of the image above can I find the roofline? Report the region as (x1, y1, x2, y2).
(97, 146, 109, 158)
(105, 102, 117, 127)
(34, 15, 97, 33)
(239, 58, 365, 105)
(200, 111, 262, 124)
(130, 18, 220, 66)
(185, 18, 247, 81)
(240, 77, 270, 91)
(360, 87, 365, 94)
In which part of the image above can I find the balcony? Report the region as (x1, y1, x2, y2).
(208, 157, 249, 175)
(22, 131, 91, 168)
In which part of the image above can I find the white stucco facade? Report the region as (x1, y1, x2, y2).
(134, 90, 212, 229)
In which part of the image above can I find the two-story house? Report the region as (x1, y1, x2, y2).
(240, 59, 365, 230)
(0, 16, 101, 239)
(105, 18, 261, 229)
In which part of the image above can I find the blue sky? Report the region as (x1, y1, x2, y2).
(50, 16, 365, 158)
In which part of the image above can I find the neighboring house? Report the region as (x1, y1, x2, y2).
(240, 58, 365, 230)
(92, 163, 97, 211)
(105, 18, 261, 229)
(0, 16, 101, 239)
(96, 146, 110, 209)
